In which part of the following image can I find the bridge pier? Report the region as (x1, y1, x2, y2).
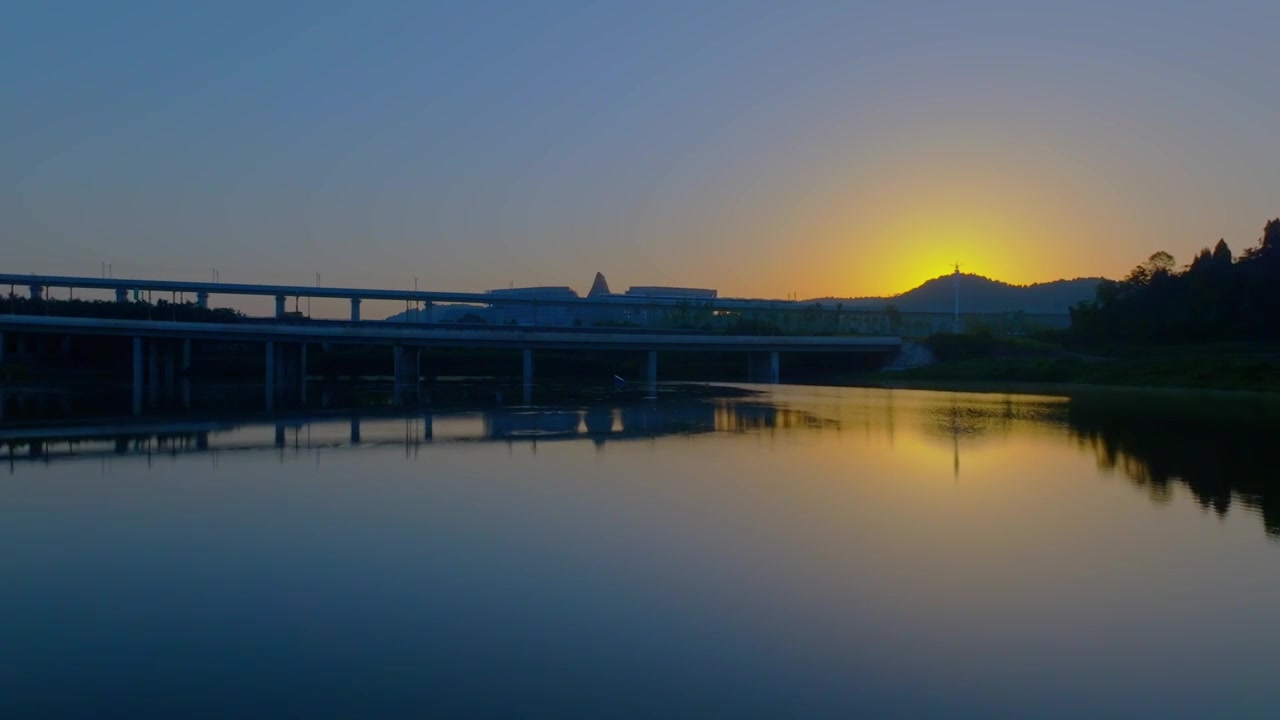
(115, 288, 128, 303)
(181, 338, 192, 409)
(299, 343, 308, 405)
(647, 350, 658, 397)
(128, 337, 181, 412)
(265, 341, 275, 411)
(350, 417, 361, 444)
(522, 348, 533, 405)
(276, 343, 289, 392)
(29, 285, 42, 301)
(264, 342, 307, 409)
(0, 331, 5, 364)
(275, 295, 286, 319)
(196, 291, 209, 309)
(162, 341, 176, 400)
(132, 337, 143, 415)
(147, 339, 159, 407)
(350, 298, 361, 322)
(747, 351, 781, 384)
(393, 345, 420, 405)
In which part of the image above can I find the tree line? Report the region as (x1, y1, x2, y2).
(1070, 218, 1280, 344)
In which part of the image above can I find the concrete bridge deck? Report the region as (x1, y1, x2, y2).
(0, 314, 899, 353)
(0, 272, 804, 312)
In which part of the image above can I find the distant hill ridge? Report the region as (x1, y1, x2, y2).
(809, 274, 1105, 315)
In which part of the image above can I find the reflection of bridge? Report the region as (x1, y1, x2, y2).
(0, 402, 830, 467)
(0, 273, 901, 412)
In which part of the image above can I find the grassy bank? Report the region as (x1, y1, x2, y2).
(866, 334, 1280, 393)
(887, 355, 1280, 392)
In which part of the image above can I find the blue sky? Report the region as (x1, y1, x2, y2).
(4, 0, 1279, 305)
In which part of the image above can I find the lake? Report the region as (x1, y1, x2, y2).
(2, 383, 1279, 718)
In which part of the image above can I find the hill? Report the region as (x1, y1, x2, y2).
(811, 274, 1104, 314)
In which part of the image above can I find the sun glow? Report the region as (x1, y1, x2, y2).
(825, 185, 1056, 298)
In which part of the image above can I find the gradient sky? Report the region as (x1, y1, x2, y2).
(4, 1, 1279, 302)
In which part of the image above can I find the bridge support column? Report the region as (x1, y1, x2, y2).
(162, 341, 176, 397)
(132, 337, 143, 415)
(522, 348, 533, 405)
(147, 339, 159, 407)
(0, 331, 4, 364)
(29, 285, 42, 301)
(180, 339, 192, 408)
(646, 350, 658, 398)
(115, 288, 128, 303)
(276, 343, 293, 394)
(393, 345, 419, 393)
(275, 424, 286, 449)
(196, 291, 209, 309)
(350, 298, 361, 322)
(275, 295, 286, 319)
(747, 352, 781, 384)
(299, 343, 308, 404)
(265, 341, 275, 411)
(350, 417, 361, 445)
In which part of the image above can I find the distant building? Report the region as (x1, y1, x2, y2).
(486, 286, 580, 326)
(587, 272, 612, 298)
(468, 278, 725, 328)
(625, 286, 717, 300)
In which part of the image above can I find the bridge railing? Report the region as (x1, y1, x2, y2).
(1, 291, 896, 337)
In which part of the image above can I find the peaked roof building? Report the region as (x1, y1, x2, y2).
(587, 272, 612, 297)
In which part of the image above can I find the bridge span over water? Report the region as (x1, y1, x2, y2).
(0, 273, 901, 412)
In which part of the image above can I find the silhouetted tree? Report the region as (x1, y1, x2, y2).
(1070, 217, 1280, 344)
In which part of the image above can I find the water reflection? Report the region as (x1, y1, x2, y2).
(1064, 394, 1280, 537)
(0, 400, 833, 464)
(5, 384, 1280, 716)
(4, 386, 1280, 538)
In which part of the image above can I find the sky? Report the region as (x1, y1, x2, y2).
(4, 0, 1279, 304)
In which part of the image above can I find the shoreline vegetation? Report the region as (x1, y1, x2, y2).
(856, 217, 1280, 394)
(860, 334, 1280, 394)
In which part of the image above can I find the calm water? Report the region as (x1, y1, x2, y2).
(3, 384, 1280, 718)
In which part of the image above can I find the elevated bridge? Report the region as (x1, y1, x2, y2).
(0, 273, 901, 412)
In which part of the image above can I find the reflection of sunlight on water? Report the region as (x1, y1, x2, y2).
(4, 384, 1279, 538)
(5, 387, 1280, 717)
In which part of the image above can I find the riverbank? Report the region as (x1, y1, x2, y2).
(856, 343, 1280, 393)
